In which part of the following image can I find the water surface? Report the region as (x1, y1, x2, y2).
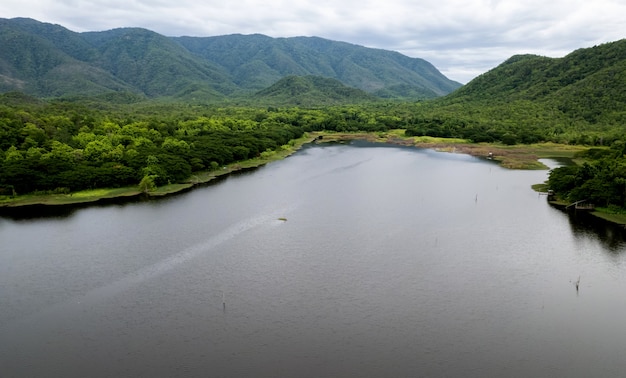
(2, 141, 626, 377)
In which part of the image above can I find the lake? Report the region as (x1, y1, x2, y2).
(2, 141, 626, 377)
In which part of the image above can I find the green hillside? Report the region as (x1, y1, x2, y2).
(0, 18, 461, 102)
(404, 39, 626, 145)
(0, 18, 133, 97)
(80, 28, 234, 99)
(175, 35, 460, 97)
(253, 75, 378, 106)
(447, 39, 626, 112)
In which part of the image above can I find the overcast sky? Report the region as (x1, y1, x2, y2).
(2, 0, 625, 83)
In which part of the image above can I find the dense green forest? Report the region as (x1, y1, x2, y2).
(0, 96, 297, 194)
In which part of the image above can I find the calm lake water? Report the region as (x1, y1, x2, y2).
(2, 141, 626, 377)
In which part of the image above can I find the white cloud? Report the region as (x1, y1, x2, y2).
(1, 0, 625, 83)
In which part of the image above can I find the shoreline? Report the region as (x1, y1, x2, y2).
(0, 130, 592, 217)
(0, 133, 318, 215)
(547, 198, 626, 226)
(315, 130, 586, 169)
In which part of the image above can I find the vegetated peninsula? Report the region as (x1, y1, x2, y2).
(1, 17, 626, 220)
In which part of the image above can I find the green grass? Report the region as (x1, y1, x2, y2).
(531, 183, 549, 192)
(593, 207, 626, 225)
(0, 187, 141, 207)
(150, 183, 194, 196)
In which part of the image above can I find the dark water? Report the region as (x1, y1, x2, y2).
(2, 141, 626, 377)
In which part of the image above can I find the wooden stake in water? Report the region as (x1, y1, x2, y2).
(222, 291, 226, 311)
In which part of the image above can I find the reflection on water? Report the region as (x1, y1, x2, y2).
(564, 208, 626, 252)
(1, 142, 626, 378)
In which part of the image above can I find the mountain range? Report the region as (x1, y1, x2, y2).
(0, 18, 462, 102)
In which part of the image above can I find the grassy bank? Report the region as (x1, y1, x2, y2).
(590, 208, 626, 225)
(546, 196, 626, 226)
(0, 187, 142, 207)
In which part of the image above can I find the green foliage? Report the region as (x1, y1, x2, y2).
(138, 174, 157, 193)
(547, 144, 626, 208)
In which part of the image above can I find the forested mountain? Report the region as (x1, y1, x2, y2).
(403, 39, 626, 145)
(442, 39, 626, 122)
(0, 18, 461, 101)
(174, 34, 460, 98)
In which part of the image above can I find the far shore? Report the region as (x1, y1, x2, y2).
(3, 130, 619, 223)
(316, 130, 588, 169)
